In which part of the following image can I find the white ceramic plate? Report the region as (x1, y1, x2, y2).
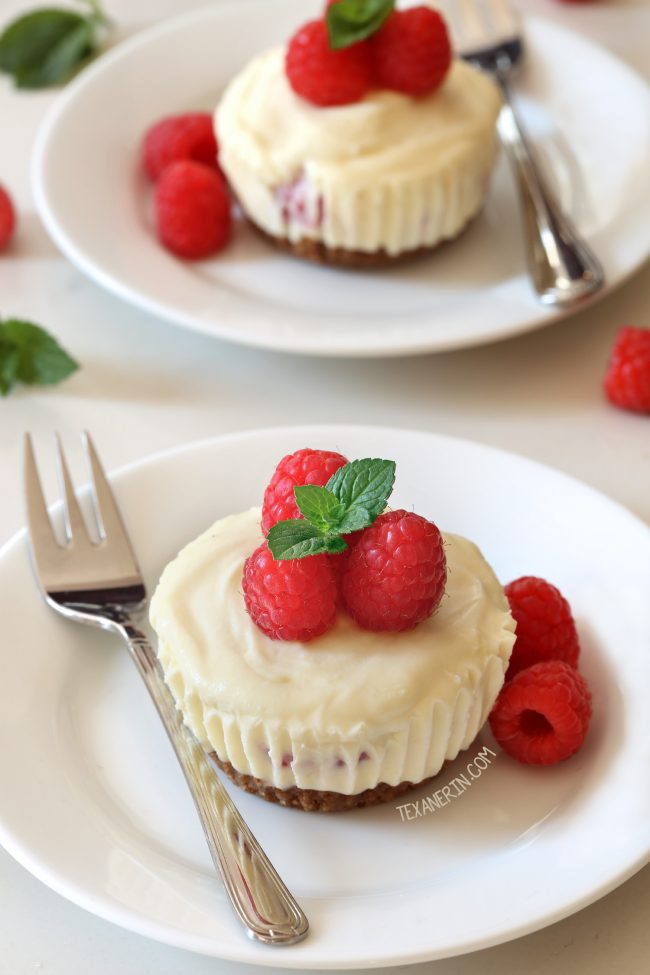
(0, 426, 649, 968)
(32, 1, 650, 357)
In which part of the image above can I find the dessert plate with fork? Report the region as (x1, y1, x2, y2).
(32, 0, 650, 357)
(0, 426, 648, 966)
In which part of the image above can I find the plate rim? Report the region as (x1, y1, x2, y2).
(30, 2, 650, 358)
(1, 424, 650, 968)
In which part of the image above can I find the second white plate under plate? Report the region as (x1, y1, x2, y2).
(32, 1, 650, 356)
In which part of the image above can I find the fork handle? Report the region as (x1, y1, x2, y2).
(496, 84, 604, 307)
(115, 619, 309, 946)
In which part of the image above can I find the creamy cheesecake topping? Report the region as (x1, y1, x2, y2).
(215, 48, 501, 253)
(150, 508, 515, 792)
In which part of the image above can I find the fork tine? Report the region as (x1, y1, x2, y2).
(55, 434, 93, 545)
(24, 434, 59, 550)
(82, 432, 140, 566)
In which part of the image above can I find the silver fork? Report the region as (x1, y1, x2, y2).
(23, 432, 309, 947)
(450, 0, 605, 307)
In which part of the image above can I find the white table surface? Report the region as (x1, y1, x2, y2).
(1, 0, 649, 972)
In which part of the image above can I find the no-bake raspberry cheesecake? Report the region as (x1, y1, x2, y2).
(214, 2, 502, 267)
(150, 449, 517, 811)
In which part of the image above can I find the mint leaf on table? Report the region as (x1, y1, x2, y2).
(0, 2, 108, 89)
(0, 338, 19, 396)
(0, 319, 78, 395)
(268, 457, 396, 560)
(326, 0, 395, 50)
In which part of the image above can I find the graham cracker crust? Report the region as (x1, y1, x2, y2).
(211, 754, 439, 813)
(249, 220, 445, 269)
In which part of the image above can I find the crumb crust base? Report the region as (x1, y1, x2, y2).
(211, 754, 441, 812)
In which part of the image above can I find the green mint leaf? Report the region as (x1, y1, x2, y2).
(327, 457, 396, 522)
(0, 339, 19, 396)
(267, 519, 331, 560)
(267, 455, 398, 561)
(324, 536, 348, 555)
(327, 0, 395, 50)
(0, 319, 78, 390)
(0, 8, 102, 88)
(334, 506, 372, 535)
(16, 19, 94, 88)
(293, 485, 346, 533)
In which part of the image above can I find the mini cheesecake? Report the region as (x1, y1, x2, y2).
(150, 508, 515, 811)
(214, 48, 501, 267)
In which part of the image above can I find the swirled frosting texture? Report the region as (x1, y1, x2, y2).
(150, 508, 515, 794)
(215, 48, 502, 254)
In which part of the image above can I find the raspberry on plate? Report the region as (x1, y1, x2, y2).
(505, 576, 580, 679)
(603, 326, 650, 414)
(142, 113, 220, 182)
(261, 448, 348, 535)
(371, 7, 452, 97)
(489, 660, 592, 764)
(154, 160, 231, 260)
(0, 185, 16, 250)
(285, 19, 374, 107)
(242, 541, 337, 642)
(340, 509, 447, 632)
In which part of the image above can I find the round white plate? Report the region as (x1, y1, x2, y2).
(1, 427, 649, 968)
(32, 1, 650, 357)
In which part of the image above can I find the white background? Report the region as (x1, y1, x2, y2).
(0, 0, 649, 972)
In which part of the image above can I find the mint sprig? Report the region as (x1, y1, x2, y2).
(267, 519, 348, 559)
(0, 319, 78, 395)
(267, 457, 396, 560)
(0, 1, 109, 89)
(326, 0, 395, 51)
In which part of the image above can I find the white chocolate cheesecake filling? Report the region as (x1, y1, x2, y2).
(150, 508, 515, 794)
(215, 48, 502, 254)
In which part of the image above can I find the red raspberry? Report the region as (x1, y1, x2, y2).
(154, 160, 231, 260)
(142, 113, 220, 182)
(242, 542, 337, 642)
(285, 19, 374, 107)
(340, 510, 447, 632)
(505, 576, 580, 679)
(0, 185, 16, 250)
(489, 661, 592, 764)
(603, 326, 650, 414)
(261, 448, 348, 535)
(371, 7, 452, 97)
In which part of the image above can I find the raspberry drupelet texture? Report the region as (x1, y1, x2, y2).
(154, 160, 231, 259)
(142, 113, 220, 182)
(285, 19, 374, 107)
(603, 326, 650, 414)
(371, 7, 452, 97)
(0, 185, 16, 250)
(261, 447, 348, 535)
(340, 510, 447, 632)
(489, 660, 592, 764)
(242, 541, 338, 641)
(505, 576, 580, 679)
